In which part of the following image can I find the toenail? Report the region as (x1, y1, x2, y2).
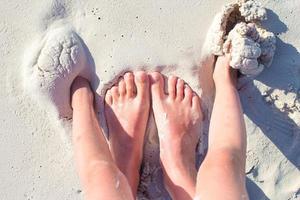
(178, 79, 184, 85)
(124, 72, 133, 79)
(136, 72, 148, 83)
(150, 72, 161, 82)
(170, 75, 177, 80)
(111, 86, 118, 92)
(119, 78, 124, 83)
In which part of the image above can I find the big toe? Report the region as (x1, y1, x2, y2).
(134, 71, 149, 99)
(149, 72, 165, 99)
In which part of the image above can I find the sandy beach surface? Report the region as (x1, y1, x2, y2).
(0, 0, 299, 199)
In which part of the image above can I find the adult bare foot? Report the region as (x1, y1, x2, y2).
(149, 72, 203, 200)
(104, 71, 150, 196)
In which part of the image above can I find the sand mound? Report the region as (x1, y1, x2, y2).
(204, 0, 276, 76)
(23, 26, 93, 118)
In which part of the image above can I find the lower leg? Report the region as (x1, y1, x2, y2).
(71, 77, 133, 200)
(195, 55, 248, 200)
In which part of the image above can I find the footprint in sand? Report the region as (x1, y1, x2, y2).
(23, 26, 94, 118)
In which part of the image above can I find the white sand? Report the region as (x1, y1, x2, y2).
(0, 0, 299, 199)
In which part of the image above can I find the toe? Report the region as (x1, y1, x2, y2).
(105, 89, 113, 105)
(118, 78, 126, 97)
(167, 76, 178, 99)
(149, 72, 166, 99)
(192, 93, 202, 117)
(111, 86, 119, 102)
(124, 72, 135, 97)
(134, 71, 149, 99)
(183, 84, 193, 105)
(176, 79, 185, 101)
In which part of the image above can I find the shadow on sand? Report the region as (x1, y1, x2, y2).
(239, 8, 300, 199)
(246, 178, 270, 200)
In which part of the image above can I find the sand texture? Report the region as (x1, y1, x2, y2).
(0, 0, 299, 199)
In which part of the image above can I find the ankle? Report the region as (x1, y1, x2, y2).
(164, 171, 196, 200)
(117, 162, 140, 196)
(114, 148, 142, 175)
(215, 81, 237, 93)
(161, 160, 197, 196)
(214, 74, 234, 86)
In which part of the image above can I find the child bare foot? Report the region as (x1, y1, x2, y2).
(149, 72, 203, 200)
(71, 77, 94, 109)
(213, 54, 238, 87)
(104, 71, 150, 195)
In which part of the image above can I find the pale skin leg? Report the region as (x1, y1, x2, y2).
(195, 55, 249, 200)
(104, 71, 150, 196)
(71, 57, 248, 200)
(149, 72, 203, 200)
(71, 77, 134, 200)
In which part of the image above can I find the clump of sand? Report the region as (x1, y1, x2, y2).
(23, 26, 95, 118)
(203, 0, 276, 76)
